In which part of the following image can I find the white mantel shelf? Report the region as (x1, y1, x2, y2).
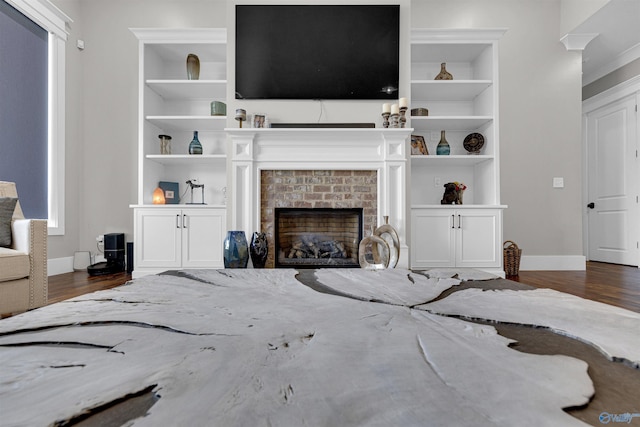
(227, 127, 413, 268)
(226, 127, 412, 164)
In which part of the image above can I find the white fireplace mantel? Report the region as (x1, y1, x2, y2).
(226, 127, 413, 268)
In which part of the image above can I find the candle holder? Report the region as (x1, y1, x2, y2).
(381, 112, 390, 128)
(158, 134, 172, 154)
(235, 108, 246, 128)
(399, 106, 407, 128)
(390, 113, 399, 128)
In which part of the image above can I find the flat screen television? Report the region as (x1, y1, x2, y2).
(235, 5, 400, 100)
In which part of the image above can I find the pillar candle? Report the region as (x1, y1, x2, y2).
(391, 103, 399, 115)
(382, 103, 391, 114)
(399, 97, 408, 108)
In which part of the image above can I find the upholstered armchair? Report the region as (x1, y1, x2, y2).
(0, 181, 48, 315)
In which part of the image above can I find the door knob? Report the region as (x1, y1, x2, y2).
(587, 202, 595, 209)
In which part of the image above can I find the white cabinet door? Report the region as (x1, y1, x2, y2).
(456, 209, 501, 268)
(411, 208, 502, 269)
(135, 208, 182, 269)
(181, 209, 225, 268)
(411, 209, 455, 267)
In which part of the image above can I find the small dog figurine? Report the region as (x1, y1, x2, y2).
(441, 182, 462, 204)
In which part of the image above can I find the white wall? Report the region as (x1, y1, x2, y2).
(49, 0, 585, 269)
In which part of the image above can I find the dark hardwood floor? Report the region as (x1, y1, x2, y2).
(39, 261, 640, 314)
(47, 270, 132, 305)
(511, 261, 640, 313)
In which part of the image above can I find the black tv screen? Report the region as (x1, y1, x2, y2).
(235, 5, 400, 100)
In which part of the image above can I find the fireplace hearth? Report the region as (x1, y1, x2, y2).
(275, 208, 363, 268)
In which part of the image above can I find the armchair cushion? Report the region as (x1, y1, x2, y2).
(0, 197, 18, 247)
(0, 247, 30, 282)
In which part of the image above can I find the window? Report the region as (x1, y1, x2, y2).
(0, 0, 70, 235)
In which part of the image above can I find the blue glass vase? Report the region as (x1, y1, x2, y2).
(436, 130, 450, 155)
(189, 130, 203, 155)
(224, 231, 249, 268)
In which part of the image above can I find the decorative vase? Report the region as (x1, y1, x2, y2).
(249, 232, 268, 268)
(188, 131, 203, 155)
(434, 62, 453, 80)
(436, 130, 450, 155)
(186, 54, 200, 80)
(224, 231, 249, 268)
(358, 235, 390, 270)
(373, 216, 400, 269)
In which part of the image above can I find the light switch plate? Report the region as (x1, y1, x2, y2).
(553, 177, 564, 188)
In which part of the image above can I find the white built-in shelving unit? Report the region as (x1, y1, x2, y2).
(130, 28, 228, 277)
(409, 29, 507, 275)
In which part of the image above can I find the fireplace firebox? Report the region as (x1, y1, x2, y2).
(275, 208, 363, 268)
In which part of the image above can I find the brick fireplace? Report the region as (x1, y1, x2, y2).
(228, 128, 411, 268)
(261, 170, 376, 268)
(274, 207, 363, 268)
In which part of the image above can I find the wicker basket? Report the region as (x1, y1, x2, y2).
(503, 240, 522, 276)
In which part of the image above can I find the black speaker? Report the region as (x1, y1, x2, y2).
(127, 241, 134, 274)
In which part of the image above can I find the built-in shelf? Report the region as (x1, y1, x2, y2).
(130, 204, 227, 209)
(146, 115, 227, 131)
(410, 80, 492, 101)
(409, 116, 493, 131)
(411, 204, 508, 209)
(146, 80, 227, 99)
(146, 154, 227, 165)
(410, 154, 493, 166)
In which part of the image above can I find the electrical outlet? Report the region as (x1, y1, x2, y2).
(96, 235, 104, 243)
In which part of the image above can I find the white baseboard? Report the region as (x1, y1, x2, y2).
(48, 256, 74, 276)
(519, 255, 586, 271)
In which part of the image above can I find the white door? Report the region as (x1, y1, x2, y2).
(182, 209, 225, 268)
(456, 209, 501, 268)
(586, 94, 639, 266)
(410, 209, 455, 268)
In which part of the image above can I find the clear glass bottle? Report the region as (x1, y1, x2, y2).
(436, 130, 450, 155)
(188, 131, 203, 155)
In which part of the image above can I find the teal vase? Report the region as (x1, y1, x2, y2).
(188, 131, 203, 155)
(224, 231, 249, 268)
(436, 130, 450, 155)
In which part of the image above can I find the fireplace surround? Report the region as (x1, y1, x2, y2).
(228, 128, 412, 268)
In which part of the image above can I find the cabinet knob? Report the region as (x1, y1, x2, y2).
(587, 202, 595, 209)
